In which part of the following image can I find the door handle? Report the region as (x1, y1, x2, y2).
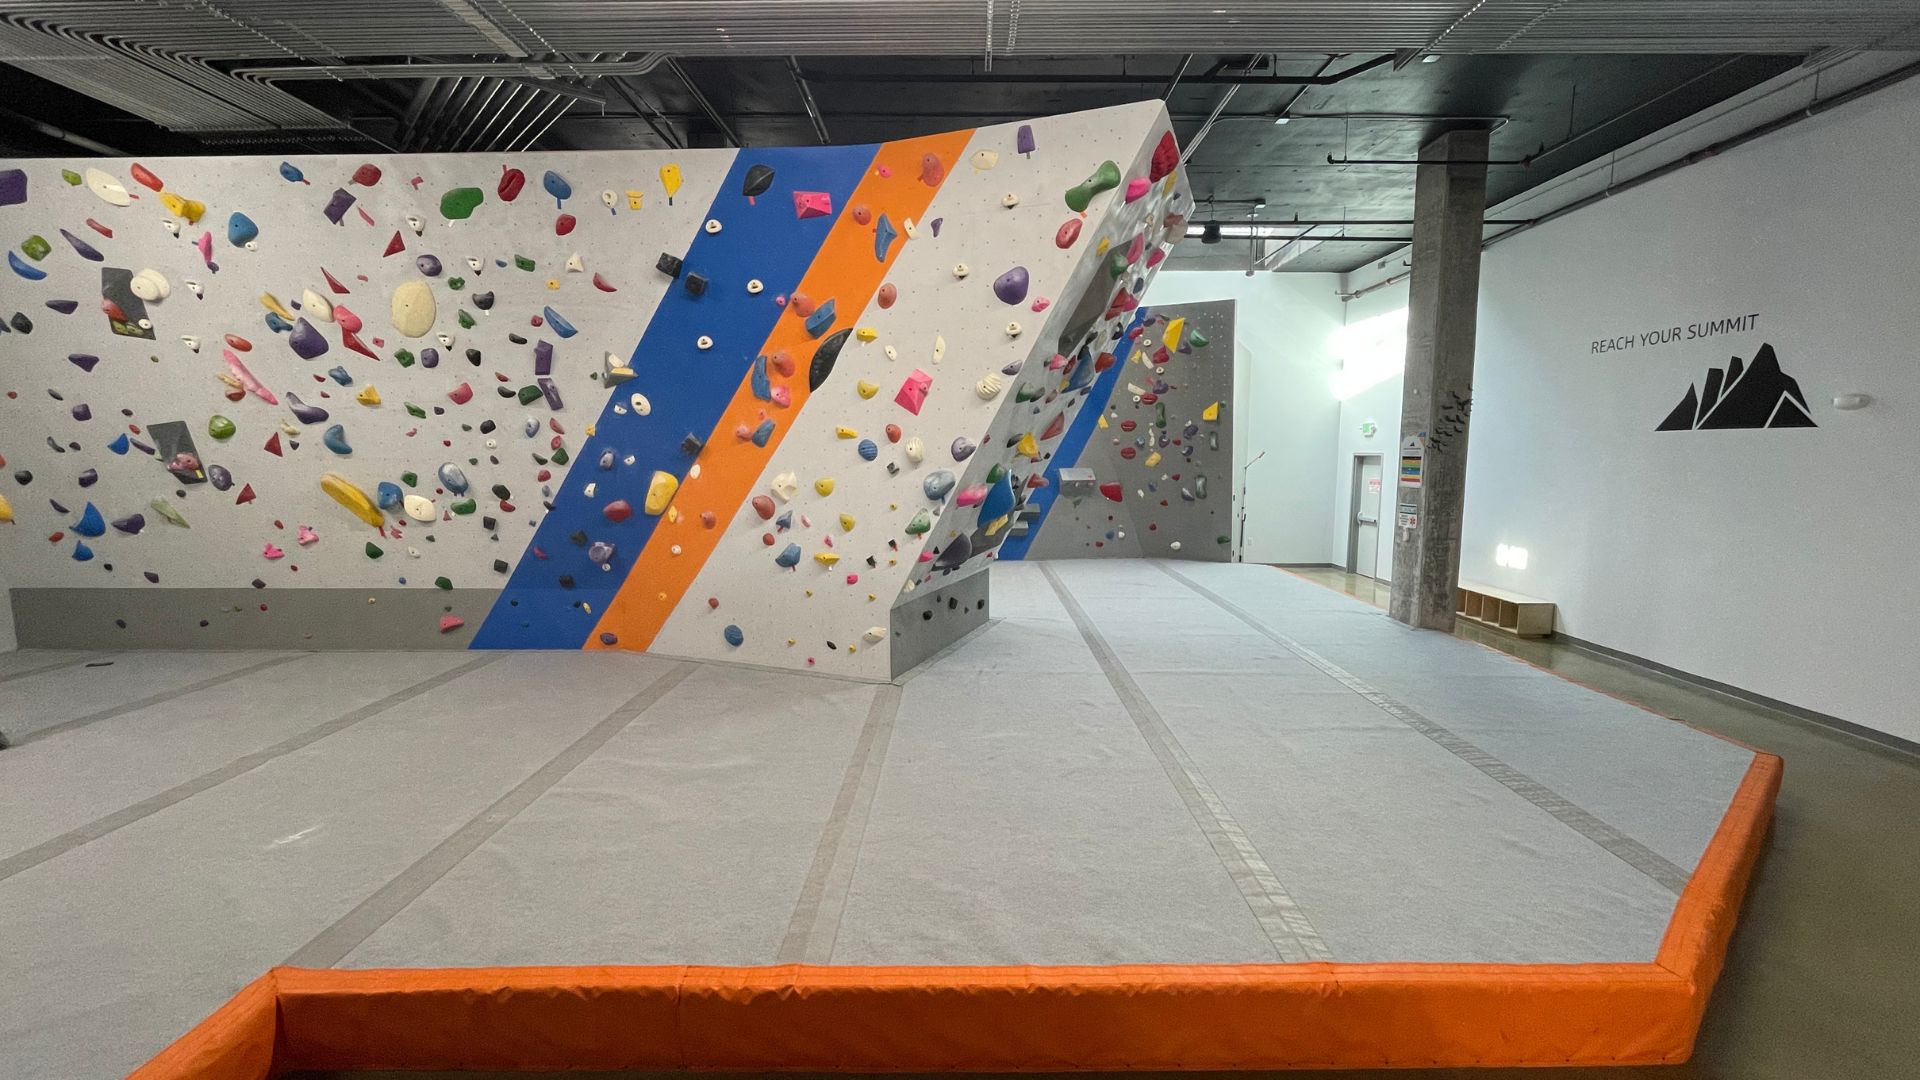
(1356, 516, 1377, 525)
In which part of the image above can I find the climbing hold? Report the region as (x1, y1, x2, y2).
(403, 494, 435, 522)
(771, 472, 799, 501)
(895, 369, 932, 415)
(321, 473, 385, 526)
(438, 463, 470, 494)
(356, 385, 381, 406)
(919, 153, 947, 186)
(793, 191, 833, 218)
(1150, 131, 1179, 181)
(391, 280, 436, 338)
(805, 298, 838, 338)
(1000, 192, 1019, 208)
(934, 534, 973, 570)
(73, 502, 107, 537)
(645, 471, 679, 514)
(66, 230, 107, 263)
(905, 436, 925, 463)
(415, 254, 443, 277)
(992, 266, 1030, 304)
(976, 374, 1003, 399)
(1202, 401, 1221, 422)
(287, 392, 329, 423)
(1016, 432, 1040, 458)
(447, 382, 473, 405)
(207, 415, 236, 440)
(923, 470, 956, 501)
(815, 477, 836, 496)
(439, 186, 484, 220)
(752, 495, 776, 520)
(542, 170, 573, 207)
(323, 424, 352, 455)
(228, 212, 260, 248)
(857, 439, 879, 461)
(950, 437, 977, 461)
(376, 482, 404, 510)
(1064, 160, 1122, 212)
(724, 624, 745, 646)
(7, 251, 46, 281)
(84, 167, 131, 206)
(775, 543, 802, 568)
(874, 213, 898, 261)
(814, 552, 841, 567)
(747, 278, 764, 294)
(1099, 481, 1123, 502)
(1124, 177, 1151, 202)
(543, 306, 577, 338)
(809, 328, 853, 391)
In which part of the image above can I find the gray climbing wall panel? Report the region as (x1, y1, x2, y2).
(1021, 299, 1235, 560)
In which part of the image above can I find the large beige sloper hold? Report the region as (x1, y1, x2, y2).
(391, 279, 437, 338)
(301, 288, 334, 322)
(403, 494, 435, 522)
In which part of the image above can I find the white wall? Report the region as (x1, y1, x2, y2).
(1329, 283, 1410, 582)
(1459, 77, 1920, 739)
(1144, 271, 1344, 563)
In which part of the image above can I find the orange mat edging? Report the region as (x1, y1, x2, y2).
(126, 746, 1780, 1076)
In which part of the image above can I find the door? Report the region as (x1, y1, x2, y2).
(1348, 455, 1383, 578)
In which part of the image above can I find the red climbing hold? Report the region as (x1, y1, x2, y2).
(1149, 131, 1179, 182)
(592, 273, 617, 293)
(439, 614, 465, 633)
(383, 231, 405, 257)
(1099, 482, 1123, 502)
(447, 382, 473, 405)
(263, 432, 282, 456)
(322, 268, 350, 294)
(352, 163, 383, 186)
(604, 500, 634, 523)
(555, 213, 576, 236)
(130, 163, 164, 191)
(499, 166, 526, 202)
(236, 483, 256, 504)
(341, 328, 379, 360)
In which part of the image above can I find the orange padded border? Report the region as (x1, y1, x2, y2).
(127, 752, 1779, 1076)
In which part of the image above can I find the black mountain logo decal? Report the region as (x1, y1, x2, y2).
(1656, 343, 1815, 431)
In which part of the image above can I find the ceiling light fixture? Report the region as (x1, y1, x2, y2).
(1421, 54, 1440, 63)
(1273, 116, 1290, 125)
(1200, 221, 1222, 244)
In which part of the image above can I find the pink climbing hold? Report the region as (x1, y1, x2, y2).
(894, 369, 932, 415)
(1124, 177, 1151, 202)
(793, 191, 833, 219)
(919, 153, 947, 187)
(448, 382, 473, 405)
(262, 543, 285, 560)
(297, 525, 318, 546)
(439, 615, 465, 633)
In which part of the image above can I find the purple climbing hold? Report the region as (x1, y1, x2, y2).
(930, 218, 943, 237)
(208, 464, 233, 491)
(77, 467, 98, 487)
(534, 340, 553, 376)
(1016, 124, 1036, 156)
(0, 167, 24, 206)
(538, 377, 563, 410)
(286, 392, 330, 423)
(288, 318, 329, 359)
(111, 513, 146, 535)
(992, 266, 1030, 305)
(144, 571, 160, 583)
(587, 540, 616, 565)
(323, 188, 356, 225)
(950, 436, 977, 461)
(60, 229, 104, 262)
(416, 254, 443, 277)
(46, 299, 79, 314)
(420, 347, 439, 369)
(934, 533, 973, 570)
(69, 353, 100, 372)
(71, 403, 92, 422)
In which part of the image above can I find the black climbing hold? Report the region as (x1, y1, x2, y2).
(493, 559, 510, 574)
(683, 272, 708, 296)
(10, 312, 31, 334)
(479, 419, 496, 434)
(656, 252, 683, 279)
(482, 515, 498, 531)
(508, 333, 528, 345)
(466, 348, 482, 366)
(13, 470, 31, 485)
(557, 575, 575, 588)
(808, 327, 854, 391)
(680, 433, 705, 457)
(490, 484, 511, 500)
(569, 530, 588, 546)
(472, 291, 495, 310)
(742, 163, 775, 199)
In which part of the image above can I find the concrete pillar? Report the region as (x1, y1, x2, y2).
(1389, 128, 1489, 631)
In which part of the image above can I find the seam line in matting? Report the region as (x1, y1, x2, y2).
(778, 681, 904, 963)
(1156, 560, 1692, 895)
(10, 651, 311, 746)
(284, 660, 697, 969)
(0, 651, 120, 686)
(1040, 562, 1334, 963)
(0, 654, 504, 884)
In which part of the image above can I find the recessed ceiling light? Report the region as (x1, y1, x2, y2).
(1421, 54, 1440, 63)
(1273, 116, 1290, 125)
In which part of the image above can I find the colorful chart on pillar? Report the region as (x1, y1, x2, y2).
(1001, 298, 1234, 561)
(0, 102, 1190, 678)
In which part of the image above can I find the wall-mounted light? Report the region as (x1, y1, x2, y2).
(1421, 54, 1440, 64)
(1833, 393, 1872, 410)
(1273, 116, 1291, 125)
(1495, 544, 1529, 570)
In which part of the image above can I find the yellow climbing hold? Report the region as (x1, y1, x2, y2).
(813, 552, 841, 567)
(856, 326, 879, 343)
(645, 470, 679, 514)
(0, 491, 12, 523)
(259, 292, 294, 320)
(856, 380, 879, 399)
(835, 426, 858, 439)
(984, 514, 1009, 536)
(1144, 450, 1162, 468)
(356, 385, 382, 406)
(1202, 401, 1221, 422)
(814, 477, 836, 496)
(1163, 317, 1186, 350)
(320, 473, 384, 527)
(160, 192, 206, 223)
(1097, 414, 1109, 429)
(839, 513, 856, 532)
(1016, 432, 1040, 458)
(1095, 237, 1110, 255)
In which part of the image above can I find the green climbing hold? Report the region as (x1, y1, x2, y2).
(405, 403, 426, 418)
(905, 509, 932, 535)
(395, 348, 415, 368)
(1190, 329, 1210, 348)
(1156, 402, 1168, 429)
(434, 576, 453, 590)
(1217, 534, 1232, 545)
(401, 471, 418, 486)
(448, 277, 465, 291)
(986, 463, 1006, 484)
(21, 235, 51, 261)
(62, 169, 82, 186)
(517, 384, 542, 405)
(551, 446, 570, 466)
(1015, 383, 1043, 403)
(150, 498, 190, 528)
(365, 542, 384, 559)
(457, 309, 476, 330)
(439, 186, 484, 220)
(1107, 249, 1129, 279)
(1064, 159, 1121, 212)
(207, 415, 236, 440)
(513, 254, 536, 272)
(451, 498, 477, 515)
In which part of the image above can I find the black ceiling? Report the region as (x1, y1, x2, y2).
(0, 48, 1805, 272)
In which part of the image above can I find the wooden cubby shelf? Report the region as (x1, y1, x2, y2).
(1455, 582, 1555, 638)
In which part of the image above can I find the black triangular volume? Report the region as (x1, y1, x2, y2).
(1656, 384, 1701, 431)
(1767, 396, 1818, 428)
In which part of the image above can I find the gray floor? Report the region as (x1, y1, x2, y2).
(0, 561, 1769, 1079)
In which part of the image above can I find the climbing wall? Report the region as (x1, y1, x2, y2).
(0, 101, 1187, 678)
(1002, 299, 1235, 561)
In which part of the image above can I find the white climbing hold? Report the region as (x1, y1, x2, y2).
(696, 335, 713, 350)
(704, 218, 723, 234)
(1001, 192, 1020, 208)
(976, 374, 1003, 399)
(566, 252, 585, 273)
(300, 287, 333, 322)
(932, 335, 946, 363)
(952, 263, 970, 279)
(905, 436, 925, 464)
(771, 471, 799, 501)
(747, 278, 764, 294)
(629, 391, 651, 415)
(404, 494, 435, 522)
(863, 626, 886, 643)
(1006, 321, 1022, 338)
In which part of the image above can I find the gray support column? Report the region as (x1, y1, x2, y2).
(1389, 129, 1489, 630)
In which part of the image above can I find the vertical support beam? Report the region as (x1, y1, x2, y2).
(1389, 128, 1489, 631)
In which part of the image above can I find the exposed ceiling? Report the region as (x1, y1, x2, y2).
(2, 0, 1917, 272)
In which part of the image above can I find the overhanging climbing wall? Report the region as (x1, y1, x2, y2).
(1005, 299, 1234, 560)
(0, 102, 1189, 678)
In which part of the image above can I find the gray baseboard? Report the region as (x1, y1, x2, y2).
(10, 588, 490, 650)
(1553, 631, 1920, 760)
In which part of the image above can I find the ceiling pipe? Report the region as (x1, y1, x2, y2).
(1327, 154, 1530, 166)
(786, 57, 832, 144)
(231, 52, 669, 83)
(1159, 54, 1194, 100)
(666, 58, 742, 147)
(795, 54, 1393, 85)
(0, 104, 126, 156)
(605, 77, 683, 149)
(1182, 54, 1273, 165)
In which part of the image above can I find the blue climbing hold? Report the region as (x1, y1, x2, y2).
(543, 170, 573, 207)
(228, 212, 260, 247)
(376, 481, 404, 510)
(73, 541, 95, 562)
(322, 424, 352, 455)
(8, 251, 47, 281)
(723, 624, 744, 647)
(752, 418, 775, 447)
(279, 161, 305, 183)
(857, 438, 878, 461)
(874, 213, 898, 261)
(775, 543, 802, 568)
(979, 473, 1015, 521)
(750, 354, 771, 401)
(73, 502, 106, 537)
(107, 432, 130, 455)
(804, 298, 837, 339)
(542, 306, 577, 338)
(327, 365, 353, 385)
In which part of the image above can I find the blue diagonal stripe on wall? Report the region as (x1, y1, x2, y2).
(997, 309, 1148, 561)
(474, 144, 879, 649)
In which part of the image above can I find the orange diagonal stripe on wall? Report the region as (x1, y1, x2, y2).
(587, 129, 974, 652)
